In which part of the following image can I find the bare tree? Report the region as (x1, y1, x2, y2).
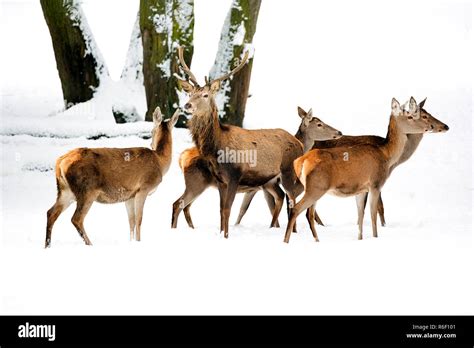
(40, 0, 108, 108)
(209, 0, 262, 126)
(140, 0, 194, 124)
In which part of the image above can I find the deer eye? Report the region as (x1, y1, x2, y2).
(317, 123, 322, 127)
(422, 116, 428, 119)
(407, 116, 413, 120)
(202, 94, 209, 98)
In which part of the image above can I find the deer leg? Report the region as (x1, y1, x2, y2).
(134, 192, 148, 242)
(284, 190, 302, 233)
(125, 198, 136, 241)
(355, 192, 369, 226)
(268, 184, 284, 228)
(355, 193, 367, 240)
(305, 204, 319, 241)
(313, 209, 325, 226)
(378, 194, 386, 227)
(222, 181, 239, 239)
(284, 193, 318, 243)
(369, 188, 381, 238)
(263, 183, 284, 228)
(171, 195, 185, 229)
(172, 175, 210, 228)
(217, 183, 228, 234)
(235, 190, 257, 225)
(183, 204, 194, 229)
(71, 196, 95, 246)
(45, 189, 74, 248)
(262, 189, 278, 227)
(286, 193, 299, 233)
(280, 169, 304, 233)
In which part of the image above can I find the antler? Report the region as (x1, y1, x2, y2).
(178, 46, 199, 86)
(210, 50, 250, 84)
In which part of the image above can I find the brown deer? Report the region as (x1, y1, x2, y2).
(235, 106, 341, 225)
(311, 97, 449, 226)
(171, 106, 342, 229)
(284, 98, 430, 243)
(45, 107, 179, 247)
(177, 47, 306, 238)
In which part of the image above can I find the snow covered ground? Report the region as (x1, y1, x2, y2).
(0, 0, 472, 315)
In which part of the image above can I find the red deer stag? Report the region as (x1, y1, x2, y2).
(45, 107, 179, 247)
(177, 46, 306, 238)
(285, 98, 430, 243)
(311, 97, 449, 226)
(171, 106, 342, 229)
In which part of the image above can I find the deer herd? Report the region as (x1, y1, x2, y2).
(45, 47, 449, 248)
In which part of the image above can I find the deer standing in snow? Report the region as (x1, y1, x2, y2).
(311, 97, 449, 227)
(45, 107, 179, 247)
(177, 47, 307, 238)
(285, 98, 430, 243)
(171, 106, 342, 229)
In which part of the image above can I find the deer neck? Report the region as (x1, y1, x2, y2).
(381, 116, 409, 168)
(152, 126, 173, 175)
(189, 100, 222, 157)
(294, 128, 313, 153)
(394, 133, 424, 167)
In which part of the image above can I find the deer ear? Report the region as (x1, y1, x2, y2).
(210, 80, 221, 94)
(419, 97, 427, 108)
(152, 107, 162, 125)
(307, 108, 313, 117)
(179, 79, 194, 93)
(169, 109, 180, 127)
(391, 98, 402, 116)
(297, 106, 307, 119)
(409, 97, 417, 114)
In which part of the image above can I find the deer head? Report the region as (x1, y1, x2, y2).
(392, 97, 432, 134)
(416, 98, 449, 133)
(177, 46, 249, 118)
(150, 107, 180, 150)
(297, 106, 343, 141)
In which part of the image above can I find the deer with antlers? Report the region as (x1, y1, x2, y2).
(310, 97, 449, 227)
(45, 107, 179, 247)
(171, 106, 342, 229)
(176, 47, 309, 238)
(285, 98, 432, 243)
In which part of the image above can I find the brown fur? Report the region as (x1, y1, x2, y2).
(311, 100, 448, 226)
(178, 71, 305, 237)
(284, 98, 429, 243)
(45, 108, 179, 247)
(171, 106, 341, 229)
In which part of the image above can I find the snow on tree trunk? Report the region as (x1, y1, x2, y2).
(140, 0, 194, 125)
(121, 12, 143, 83)
(40, 0, 108, 109)
(209, 0, 261, 127)
(113, 12, 144, 124)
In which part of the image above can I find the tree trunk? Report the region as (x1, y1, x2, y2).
(209, 0, 262, 126)
(140, 0, 194, 125)
(40, 0, 108, 108)
(121, 12, 143, 83)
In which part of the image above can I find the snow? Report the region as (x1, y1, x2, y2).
(121, 14, 144, 83)
(174, 0, 194, 39)
(149, 1, 194, 81)
(233, 22, 246, 46)
(67, 0, 109, 82)
(209, 2, 237, 116)
(157, 57, 172, 78)
(0, 0, 472, 315)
